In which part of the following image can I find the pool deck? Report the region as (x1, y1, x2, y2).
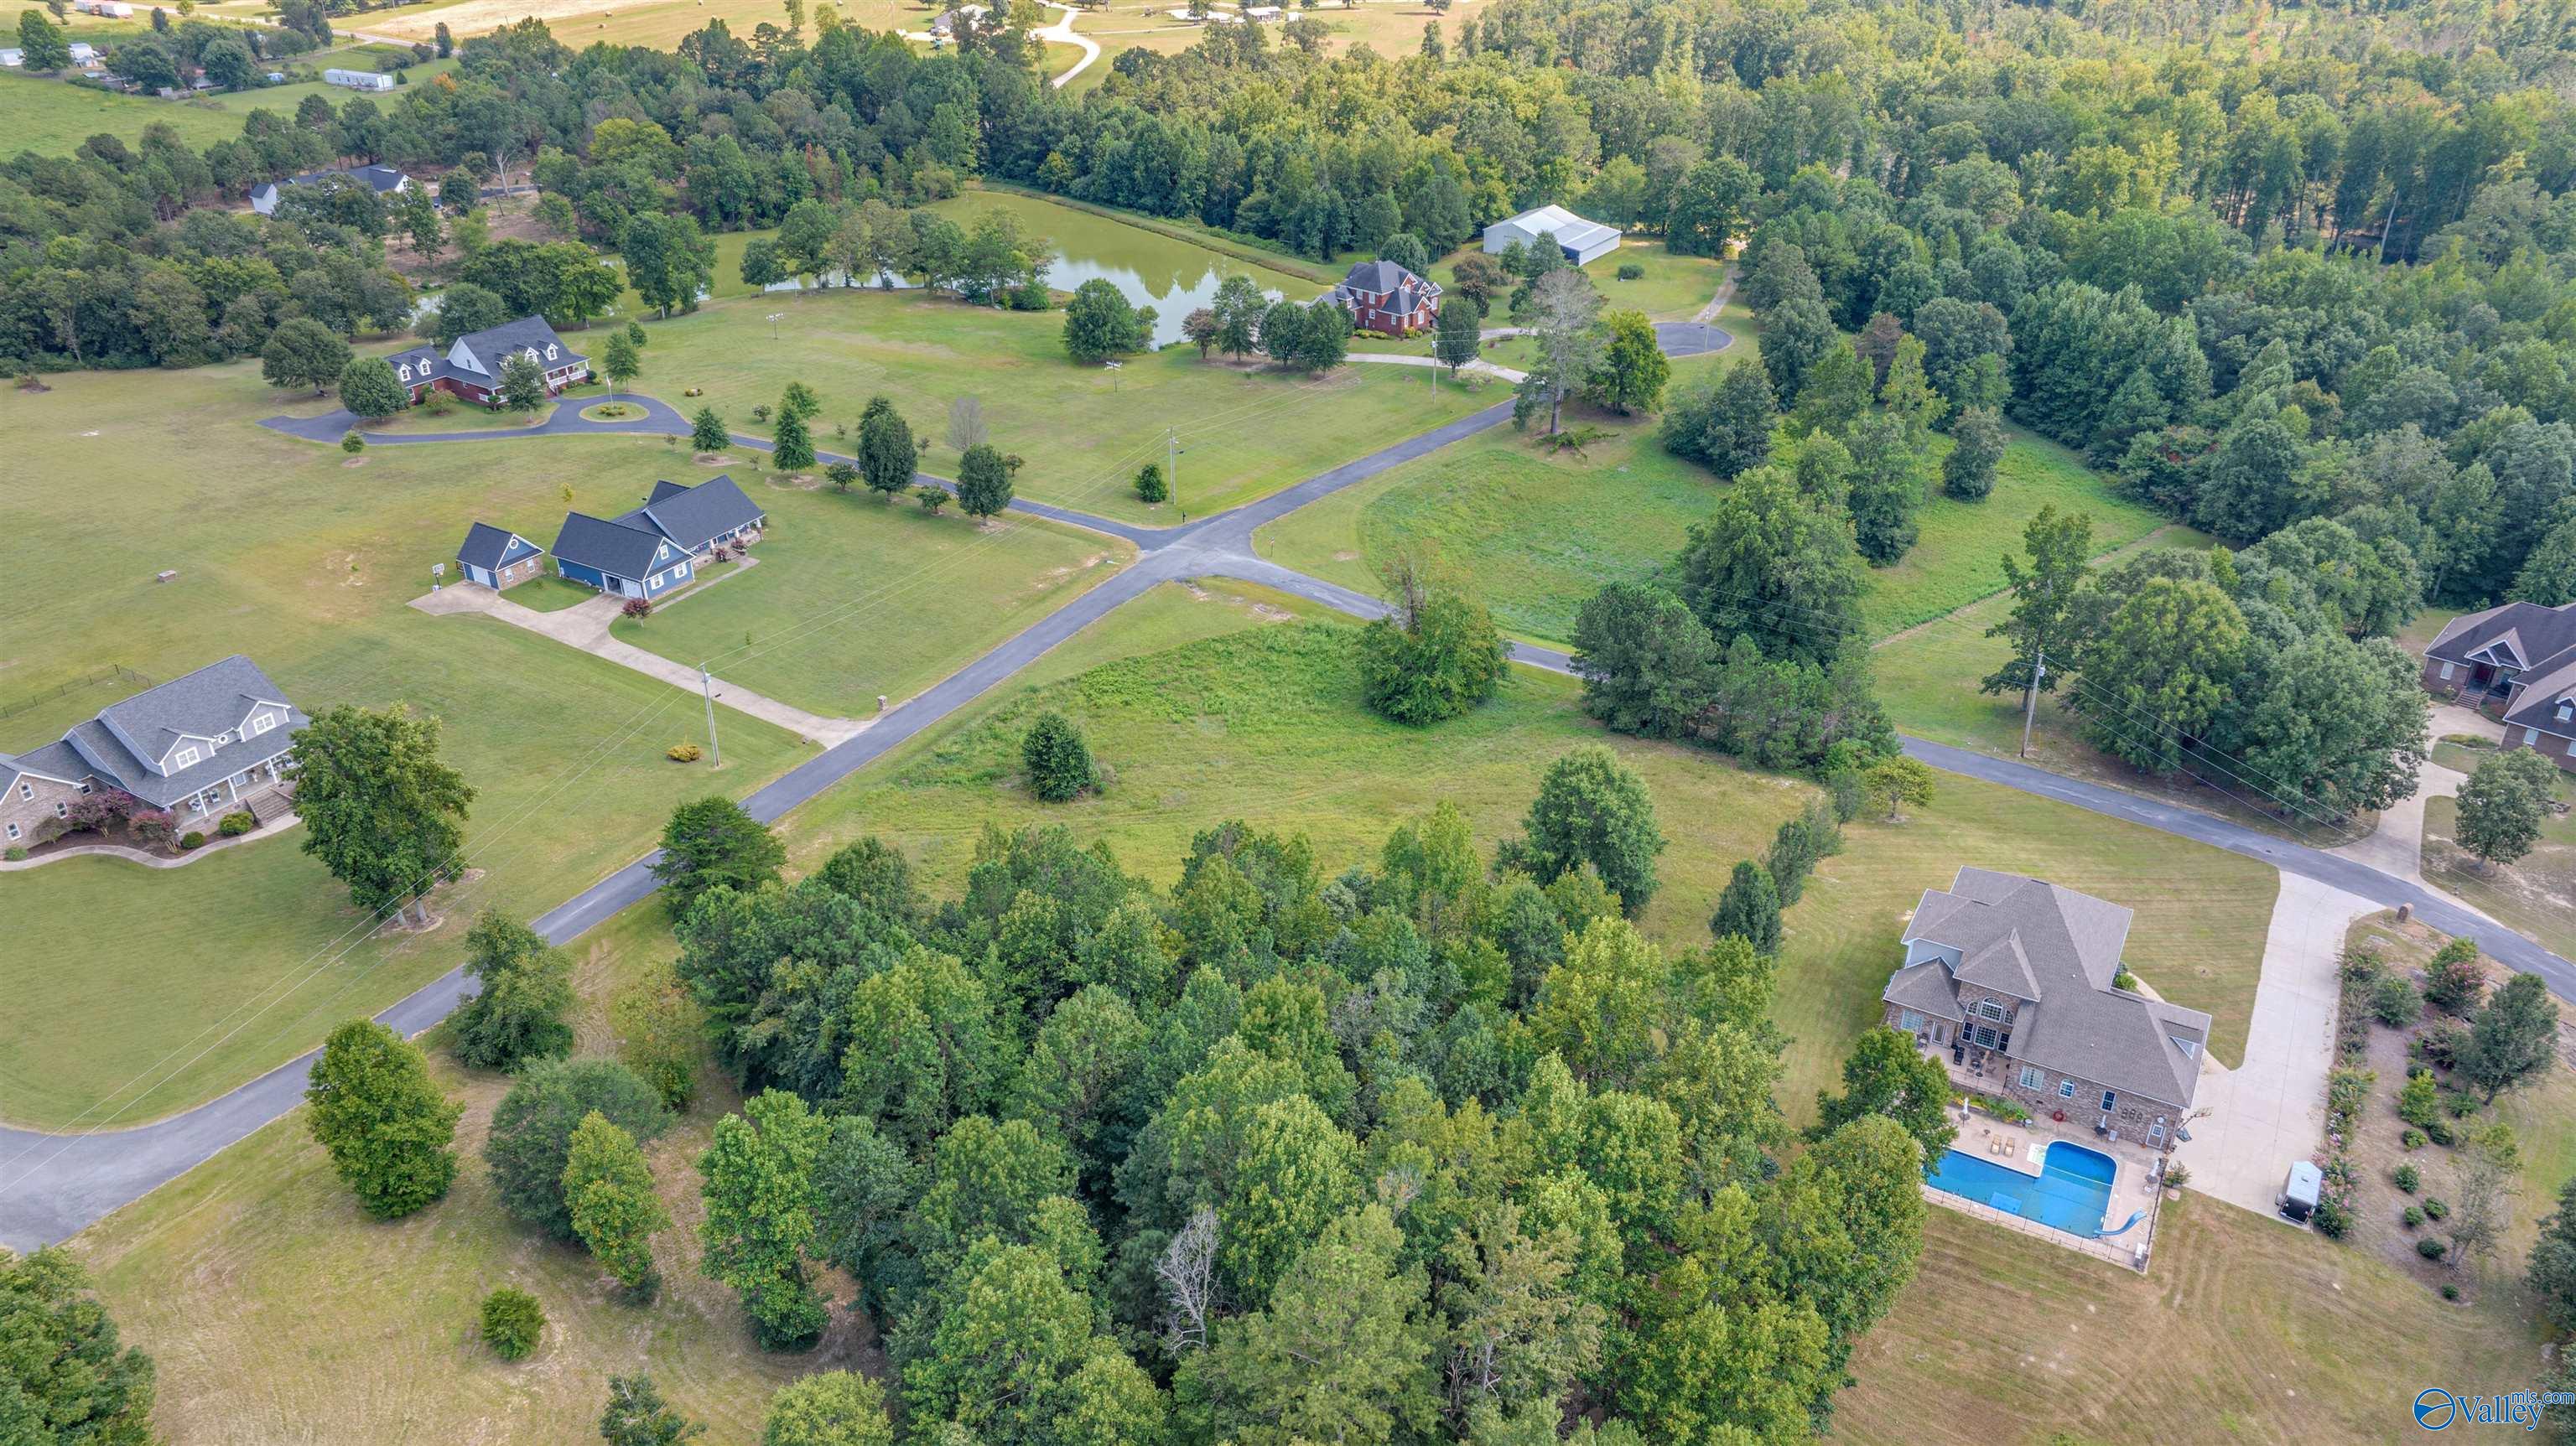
(1932, 1107, 2170, 1272)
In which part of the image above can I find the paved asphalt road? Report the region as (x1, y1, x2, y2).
(13, 308, 2570, 1249)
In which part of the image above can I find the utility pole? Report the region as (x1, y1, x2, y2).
(2018, 649, 2044, 759)
(700, 664, 723, 768)
(1167, 425, 1181, 509)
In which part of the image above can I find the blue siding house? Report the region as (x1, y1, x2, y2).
(543, 475, 766, 600)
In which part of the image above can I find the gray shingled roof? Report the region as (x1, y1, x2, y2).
(3, 657, 307, 810)
(1883, 961, 1965, 1022)
(616, 474, 765, 554)
(1889, 867, 2210, 1110)
(2427, 601, 2576, 671)
(0, 739, 89, 791)
(451, 316, 588, 380)
(551, 511, 676, 582)
(98, 656, 294, 764)
(457, 521, 543, 573)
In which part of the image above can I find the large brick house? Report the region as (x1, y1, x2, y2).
(1329, 260, 1442, 336)
(387, 316, 589, 407)
(0, 656, 306, 847)
(1881, 868, 2209, 1152)
(2421, 600, 2576, 770)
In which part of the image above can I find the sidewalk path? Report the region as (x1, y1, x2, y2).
(23, 303, 2576, 1248)
(2171, 873, 2376, 1220)
(408, 581, 865, 746)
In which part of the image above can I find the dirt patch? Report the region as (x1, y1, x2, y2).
(1182, 582, 1213, 601)
(1250, 603, 1295, 621)
(693, 453, 734, 466)
(762, 472, 822, 490)
(342, 457, 369, 468)
(1332, 550, 1361, 562)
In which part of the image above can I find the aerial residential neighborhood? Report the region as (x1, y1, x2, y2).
(5, 0, 2576, 1443)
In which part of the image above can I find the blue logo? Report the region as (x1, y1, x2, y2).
(2413, 1386, 2576, 1430)
(2416, 1390, 2459, 1430)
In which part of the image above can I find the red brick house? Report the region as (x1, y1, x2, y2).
(2422, 600, 2576, 770)
(387, 316, 590, 407)
(1328, 260, 1442, 336)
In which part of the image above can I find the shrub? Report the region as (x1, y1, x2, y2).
(2443, 1089, 2482, 1119)
(2369, 973, 2419, 1026)
(621, 597, 651, 619)
(480, 1287, 544, 1360)
(2402, 1127, 2428, 1150)
(2417, 1237, 2449, 1261)
(179, 831, 206, 850)
(2397, 1069, 2442, 1128)
(1021, 711, 1096, 802)
(667, 743, 703, 763)
(2423, 937, 2485, 1016)
(2112, 968, 2138, 992)
(2424, 1197, 2449, 1221)
(340, 431, 365, 453)
(2404, 1205, 2426, 1228)
(2442, 1283, 2460, 1300)
(2313, 1197, 2352, 1239)
(2339, 945, 2381, 983)
(218, 811, 256, 836)
(2395, 1163, 2420, 1193)
(1616, 262, 1645, 280)
(3, 847, 23, 862)
(2163, 1164, 2191, 1189)
(750, 403, 771, 423)
(1135, 461, 1168, 504)
(914, 485, 950, 513)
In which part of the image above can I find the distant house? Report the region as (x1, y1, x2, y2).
(1883, 867, 2209, 1151)
(929, 3, 988, 35)
(67, 42, 97, 66)
(0, 656, 307, 844)
(323, 67, 395, 91)
(454, 522, 546, 590)
(548, 476, 766, 599)
(2423, 601, 2576, 770)
(1329, 259, 1443, 336)
(251, 163, 413, 216)
(1482, 204, 1622, 266)
(72, 0, 134, 17)
(0, 48, 23, 68)
(385, 316, 589, 407)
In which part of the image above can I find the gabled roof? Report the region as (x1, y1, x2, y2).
(615, 475, 764, 553)
(1884, 961, 1965, 1022)
(1337, 259, 1435, 297)
(452, 316, 586, 379)
(0, 739, 88, 794)
(98, 656, 294, 765)
(2428, 601, 2576, 672)
(1492, 204, 1619, 252)
(457, 521, 543, 573)
(551, 511, 677, 582)
(2501, 657, 2576, 736)
(1891, 867, 2209, 1110)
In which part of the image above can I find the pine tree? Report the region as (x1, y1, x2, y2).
(690, 405, 730, 453)
(1710, 859, 1782, 955)
(772, 397, 817, 471)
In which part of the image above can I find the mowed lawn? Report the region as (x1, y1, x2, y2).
(605, 479, 1129, 717)
(628, 287, 1503, 523)
(1253, 410, 2161, 647)
(0, 361, 1090, 1127)
(0, 69, 247, 155)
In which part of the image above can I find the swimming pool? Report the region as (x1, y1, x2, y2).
(1924, 1140, 2118, 1238)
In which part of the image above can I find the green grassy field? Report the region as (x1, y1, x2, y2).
(0, 359, 1099, 1127)
(2423, 783, 2576, 965)
(605, 479, 1130, 717)
(1253, 410, 2163, 648)
(0, 69, 248, 154)
(626, 285, 1504, 524)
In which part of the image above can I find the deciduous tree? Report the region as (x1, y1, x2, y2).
(652, 796, 787, 920)
(306, 1018, 463, 1220)
(2455, 748, 2562, 870)
(1810, 1027, 1954, 1159)
(486, 1057, 673, 1239)
(699, 1089, 832, 1350)
(956, 442, 1015, 521)
(1022, 711, 1097, 801)
(451, 908, 575, 1071)
(1515, 744, 1665, 914)
(565, 1109, 672, 1294)
(340, 354, 407, 419)
(857, 395, 917, 500)
(262, 316, 351, 394)
(293, 704, 474, 925)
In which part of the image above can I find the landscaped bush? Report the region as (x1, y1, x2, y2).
(2395, 1163, 2419, 1193)
(2402, 1127, 2428, 1150)
(667, 743, 703, 763)
(2416, 1022, 2470, 1070)
(914, 485, 950, 513)
(2313, 1197, 2353, 1239)
(3, 847, 24, 862)
(2163, 1164, 2191, 1189)
(2443, 1284, 2461, 1300)
(2113, 967, 2139, 991)
(1617, 262, 1646, 280)
(217, 811, 256, 837)
(2371, 974, 2419, 1027)
(179, 831, 206, 851)
(2423, 1197, 2449, 1221)
(621, 598, 652, 619)
(2423, 938, 2486, 1017)
(480, 1287, 543, 1360)
(2403, 1205, 2426, 1228)
(340, 432, 365, 454)
(128, 811, 174, 849)
(2417, 1237, 2449, 1261)
(2397, 1069, 2442, 1128)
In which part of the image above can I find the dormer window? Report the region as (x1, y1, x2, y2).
(545, 345, 558, 361)
(398, 363, 411, 381)
(2558, 698, 2572, 723)
(2171, 1036, 2198, 1058)
(172, 745, 200, 769)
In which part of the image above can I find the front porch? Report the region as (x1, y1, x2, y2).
(176, 759, 293, 823)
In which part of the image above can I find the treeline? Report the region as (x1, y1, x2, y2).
(648, 772, 1935, 1442)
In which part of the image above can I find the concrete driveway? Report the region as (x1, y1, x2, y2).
(2172, 871, 2377, 1219)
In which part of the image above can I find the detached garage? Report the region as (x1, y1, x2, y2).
(1483, 205, 1623, 267)
(456, 522, 546, 590)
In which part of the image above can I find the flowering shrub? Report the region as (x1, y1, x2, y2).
(621, 598, 652, 619)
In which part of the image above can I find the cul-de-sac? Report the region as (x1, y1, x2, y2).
(5, 0, 2576, 1438)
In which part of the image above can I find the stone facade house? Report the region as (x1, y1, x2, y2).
(0, 656, 306, 847)
(385, 316, 589, 407)
(1881, 867, 2209, 1152)
(1328, 260, 1443, 336)
(2421, 599, 2576, 771)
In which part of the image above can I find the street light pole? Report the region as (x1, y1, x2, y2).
(700, 664, 724, 768)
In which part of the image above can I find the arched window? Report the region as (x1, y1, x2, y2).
(398, 363, 411, 381)
(545, 345, 558, 361)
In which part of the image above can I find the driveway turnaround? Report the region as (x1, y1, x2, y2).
(2329, 758, 2470, 891)
(258, 393, 689, 445)
(2172, 872, 2376, 1220)
(18, 304, 2576, 1250)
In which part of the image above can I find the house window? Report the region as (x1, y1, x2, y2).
(53, 801, 67, 818)
(14, 782, 28, 802)
(2438, 662, 2455, 681)
(2101, 1089, 2117, 1112)
(2560, 700, 2573, 723)
(2527, 728, 2542, 745)
(249, 713, 273, 736)
(545, 345, 558, 360)
(1971, 1025, 1998, 1049)
(1898, 1009, 1926, 1034)
(1977, 1000, 2007, 1022)
(2018, 1065, 2044, 1091)
(2171, 1036, 2198, 1059)
(398, 363, 411, 381)
(3, 822, 16, 841)
(2058, 1078, 2078, 1100)
(172, 746, 200, 769)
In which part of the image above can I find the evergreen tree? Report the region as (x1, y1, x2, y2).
(306, 1019, 464, 1220)
(772, 397, 817, 471)
(1710, 858, 1782, 955)
(1763, 801, 1842, 906)
(857, 395, 917, 500)
(601, 1374, 705, 1445)
(1942, 406, 2007, 500)
(1022, 711, 1097, 801)
(0, 1246, 158, 1441)
(690, 405, 730, 453)
(1134, 461, 1168, 503)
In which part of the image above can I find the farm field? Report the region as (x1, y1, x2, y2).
(0, 357, 1102, 1127)
(1252, 409, 2166, 646)
(0, 69, 248, 154)
(630, 285, 1504, 524)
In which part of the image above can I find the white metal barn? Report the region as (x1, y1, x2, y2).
(1482, 205, 1623, 266)
(323, 67, 396, 91)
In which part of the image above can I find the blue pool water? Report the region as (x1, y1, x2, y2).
(1925, 1140, 2118, 1237)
